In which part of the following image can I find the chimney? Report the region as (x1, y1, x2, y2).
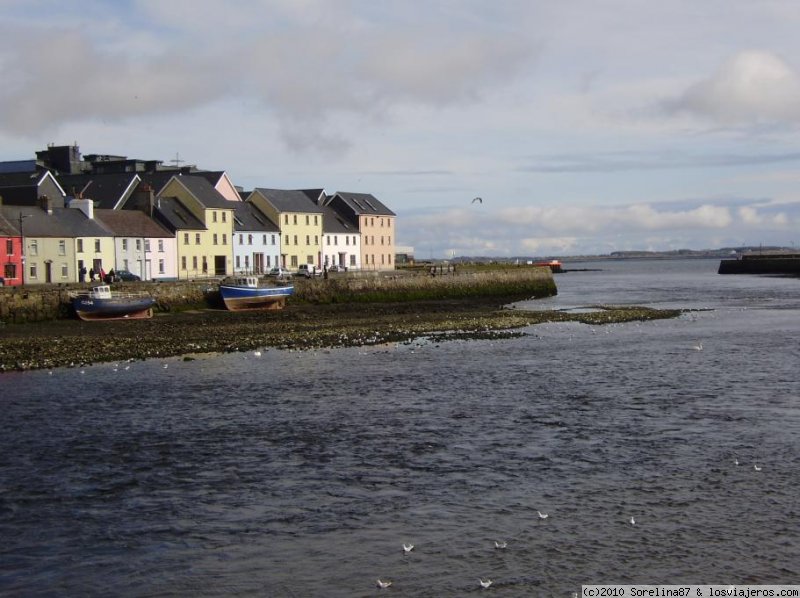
(40, 194, 53, 215)
(68, 197, 94, 219)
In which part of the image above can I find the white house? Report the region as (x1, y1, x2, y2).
(320, 203, 361, 270)
(232, 200, 281, 274)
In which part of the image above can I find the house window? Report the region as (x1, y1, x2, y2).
(345, 236, 349, 246)
(381, 236, 384, 245)
(202, 257, 208, 273)
(213, 234, 218, 245)
(305, 215, 309, 225)
(61, 263, 68, 278)
(122, 239, 128, 250)
(135, 239, 141, 251)
(158, 259, 165, 274)
(293, 235, 298, 245)
(244, 255, 250, 269)
(388, 236, 391, 245)
(195, 233, 201, 245)
(305, 235, 310, 245)
(58, 240, 66, 255)
(389, 254, 392, 265)
(158, 240, 164, 252)
(285, 235, 290, 245)
(213, 211, 218, 223)
(184, 233, 189, 245)
(262, 234, 267, 244)
(266, 255, 271, 267)
(4, 264, 16, 280)
(314, 215, 318, 225)
(222, 234, 227, 245)
(290, 255, 298, 267)
(144, 240, 151, 252)
(236, 256, 240, 269)
(271, 235, 276, 245)
(293, 214, 297, 225)
(248, 234, 253, 245)
(30, 240, 38, 256)
(5, 240, 12, 255)
(94, 239, 101, 252)
(306, 255, 313, 264)
(222, 212, 226, 223)
(350, 255, 356, 266)
(381, 254, 385, 265)
(77, 239, 84, 253)
(182, 256, 187, 270)
(326, 235, 330, 245)
(29, 263, 37, 279)
(192, 256, 198, 270)
(314, 236, 318, 245)
(284, 214, 288, 225)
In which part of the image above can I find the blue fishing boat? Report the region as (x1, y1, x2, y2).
(71, 285, 156, 321)
(219, 276, 294, 311)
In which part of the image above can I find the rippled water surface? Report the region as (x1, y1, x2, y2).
(2, 259, 799, 596)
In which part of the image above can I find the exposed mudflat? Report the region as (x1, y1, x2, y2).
(0, 298, 681, 371)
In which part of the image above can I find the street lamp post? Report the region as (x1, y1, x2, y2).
(18, 212, 30, 287)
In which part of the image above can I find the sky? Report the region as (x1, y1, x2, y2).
(2, 0, 800, 258)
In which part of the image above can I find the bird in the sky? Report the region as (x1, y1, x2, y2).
(472, 197, 482, 203)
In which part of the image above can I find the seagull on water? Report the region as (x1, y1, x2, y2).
(403, 543, 414, 553)
(629, 516, 636, 525)
(479, 578, 493, 589)
(253, 351, 262, 357)
(734, 457, 739, 466)
(537, 510, 549, 520)
(754, 464, 762, 471)
(692, 341, 703, 351)
(376, 579, 392, 589)
(163, 363, 168, 369)
(494, 540, 507, 549)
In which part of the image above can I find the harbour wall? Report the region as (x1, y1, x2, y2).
(718, 254, 800, 275)
(0, 268, 556, 324)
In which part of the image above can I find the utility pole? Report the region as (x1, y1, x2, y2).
(18, 212, 31, 286)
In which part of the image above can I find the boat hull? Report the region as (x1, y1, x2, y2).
(219, 284, 294, 311)
(72, 296, 156, 321)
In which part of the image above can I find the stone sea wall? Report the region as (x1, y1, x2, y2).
(0, 268, 556, 324)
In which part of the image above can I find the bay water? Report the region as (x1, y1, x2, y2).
(1, 259, 798, 596)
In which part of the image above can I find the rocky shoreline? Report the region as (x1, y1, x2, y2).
(0, 297, 683, 372)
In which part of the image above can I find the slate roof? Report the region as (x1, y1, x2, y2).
(321, 204, 358, 234)
(0, 210, 18, 236)
(252, 188, 323, 214)
(151, 196, 206, 232)
(95, 209, 174, 238)
(0, 205, 112, 237)
(57, 173, 140, 209)
(233, 202, 279, 233)
(165, 176, 234, 210)
(332, 192, 395, 216)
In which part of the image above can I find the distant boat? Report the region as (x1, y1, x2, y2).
(533, 260, 563, 273)
(219, 276, 294, 311)
(71, 285, 155, 321)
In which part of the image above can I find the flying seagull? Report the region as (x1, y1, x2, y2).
(472, 197, 482, 203)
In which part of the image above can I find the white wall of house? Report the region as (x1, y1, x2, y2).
(233, 230, 281, 274)
(114, 236, 178, 280)
(322, 232, 361, 270)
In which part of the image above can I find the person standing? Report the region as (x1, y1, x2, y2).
(89, 267, 95, 282)
(79, 265, 87, 283)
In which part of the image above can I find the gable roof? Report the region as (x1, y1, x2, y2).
(331, 192, 395, 217)
(232, 202, 279, 233)
(252, 188, 323, 214)
(0, 210, 18, 236)
(95, 209, 174, 238)
(0, 205, 112, 238)
(0, 171, 66, 206)
(57, 173, 140, 209)
(151, 196, 206, 232)
(321, 204, 358, 234)
(165, 176, 234, 210)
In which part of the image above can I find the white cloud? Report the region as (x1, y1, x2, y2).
(667, 50, 800, 124)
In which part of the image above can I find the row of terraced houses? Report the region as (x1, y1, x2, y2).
(0, 145, 396, 286)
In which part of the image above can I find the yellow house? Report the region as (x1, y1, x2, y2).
(155, 176, 237, 278)
(248, 189, 323, 270)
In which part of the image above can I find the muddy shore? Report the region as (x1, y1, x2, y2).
(0, 297, 683, 372)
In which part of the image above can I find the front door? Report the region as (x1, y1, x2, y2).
(254, 253, 264, 274)
(214, 255, 226, 276)
(45, 261, 52, 283)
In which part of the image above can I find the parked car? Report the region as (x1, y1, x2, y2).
(267, 267, 292, 278)
(327, 264, 343, 273)
(109, 269, 141, 282)
(297, 264, 321, 278)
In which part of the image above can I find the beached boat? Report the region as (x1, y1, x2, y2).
(71, 285, 156, 321)
(534, 260, 563, 273)
(219, 276, 294, 311)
